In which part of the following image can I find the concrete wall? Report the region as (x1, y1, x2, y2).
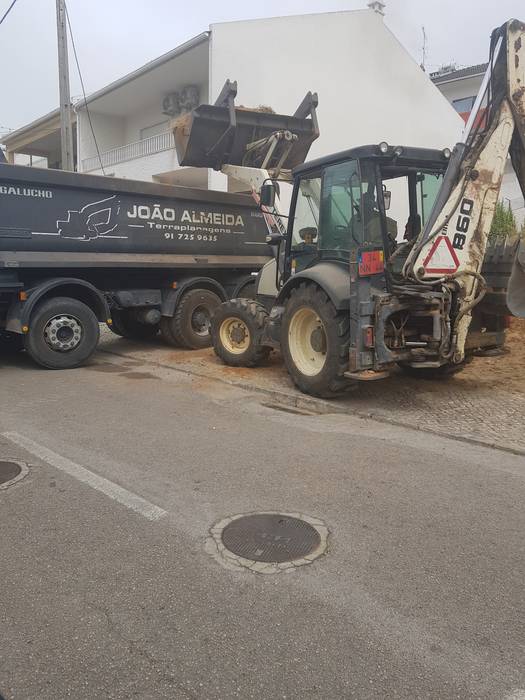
(122, 80, 208, 145)
(435, 76, 484, 106)
(77, 111, 125, 167)
(208, 10, 464, 190)
(76, 78, 209, 179)
(83, 148, 176, 180)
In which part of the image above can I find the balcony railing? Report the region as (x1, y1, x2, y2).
(81, 130, 175, 172)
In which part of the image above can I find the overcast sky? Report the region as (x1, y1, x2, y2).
(1, 0, 524, 135)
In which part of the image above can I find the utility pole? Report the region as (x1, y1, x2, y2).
(56, 0, 74, 171)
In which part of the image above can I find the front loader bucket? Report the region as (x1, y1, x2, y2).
(174, 80, 319, 171)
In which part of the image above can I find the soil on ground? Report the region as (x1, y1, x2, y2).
(460, 318, 525, 394)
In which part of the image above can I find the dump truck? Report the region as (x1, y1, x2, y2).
(0, 86, 319, 369)
(205, 19, 525, 397)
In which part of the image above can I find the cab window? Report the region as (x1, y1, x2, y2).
(320, 160, 362, 256)
(290, 172, 321, 273)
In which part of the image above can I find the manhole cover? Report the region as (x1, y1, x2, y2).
(221, 513, 321, 563)
(0, 461, 22, 485)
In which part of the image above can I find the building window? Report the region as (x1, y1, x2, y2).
(139, 120, 169, 140)
(452, 96, 476, 113)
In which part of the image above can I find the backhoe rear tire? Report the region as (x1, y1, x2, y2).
(281, 283, 352, 398)
(211, 298, 270, 367)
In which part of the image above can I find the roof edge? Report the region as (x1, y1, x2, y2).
(209, 8, 370, 29)
(2, 107, 61, 146)
(74, 31, 209, 110)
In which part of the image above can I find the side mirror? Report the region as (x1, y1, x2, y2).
(260, 182, 276, 208)
(382, 186, 391, 211)
(265, 232, 285, 246)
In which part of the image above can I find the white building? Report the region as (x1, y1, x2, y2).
(3, 9, 462, 194)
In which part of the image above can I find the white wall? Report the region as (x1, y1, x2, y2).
(436, 75, 484, 105)
(208, 10, 464, 190)
(84, 148, 178, 180)
(76, 80, 209, 179)
(123, 81, 209, 144)
(77, 110, 125, 167)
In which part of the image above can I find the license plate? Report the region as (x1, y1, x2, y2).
(358, 250, 384, 276)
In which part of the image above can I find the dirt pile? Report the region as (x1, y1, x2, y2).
(462, 318, 525, 393)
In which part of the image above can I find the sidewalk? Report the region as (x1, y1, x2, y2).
(99, 320, 525, 455)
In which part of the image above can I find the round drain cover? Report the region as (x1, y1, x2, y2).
(221, 513, 321, 563)
(0, 461, 22, 485)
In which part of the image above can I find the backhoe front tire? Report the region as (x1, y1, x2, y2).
(211, 299, 270, 367)
(281, 283, 351, 398)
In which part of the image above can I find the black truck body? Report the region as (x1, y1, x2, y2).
(0, 163, 271, 368)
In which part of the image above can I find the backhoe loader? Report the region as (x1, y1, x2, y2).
(182, 18, 525, 397)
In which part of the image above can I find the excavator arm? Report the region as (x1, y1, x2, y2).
(404, 19, 525, 361)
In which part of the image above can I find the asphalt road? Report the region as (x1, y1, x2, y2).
(0, 348, 524, 699)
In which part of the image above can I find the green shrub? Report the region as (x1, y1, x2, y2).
(489, 201, 518, 242)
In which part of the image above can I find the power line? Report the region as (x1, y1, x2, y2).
(63, 1, 105, 174)
(0, 0, 19, 26)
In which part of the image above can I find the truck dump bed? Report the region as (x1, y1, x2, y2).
(0, 164, 272, 269)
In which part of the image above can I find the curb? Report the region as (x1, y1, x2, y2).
(99, 346, 525, 457)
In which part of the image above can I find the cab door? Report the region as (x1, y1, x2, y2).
(286, 170, 322, 277)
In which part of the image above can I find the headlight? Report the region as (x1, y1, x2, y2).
(443, 147, 452, 159)
(378, 141, 389, 154)
(394, 146, 403, 157)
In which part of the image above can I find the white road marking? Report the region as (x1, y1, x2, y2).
(3, 432, 167, 522)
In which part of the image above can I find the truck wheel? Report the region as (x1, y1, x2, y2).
(163, 289, 221, 349)
(281, 283, 351, 398)
(211, 299, 270, 367)
(110, 309, 159, 340)
(24, 296, 100, 369)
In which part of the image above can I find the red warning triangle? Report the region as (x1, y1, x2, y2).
(423, 235, 460, 274)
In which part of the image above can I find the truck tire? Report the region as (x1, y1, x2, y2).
(281, 283, 351, 398)
(162, 288, 221, 349)
(24, 296, 100, 369)
(110, 309, 159, 340)
(211, 298, 271, 367)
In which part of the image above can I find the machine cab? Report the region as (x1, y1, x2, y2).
(283, 144, 450, 286)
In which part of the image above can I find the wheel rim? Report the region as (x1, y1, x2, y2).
(191, 304, 212, 337)
(287, 307, 327, 376)
(43, 315, 83, 352)
(219, 317, 251, 354)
